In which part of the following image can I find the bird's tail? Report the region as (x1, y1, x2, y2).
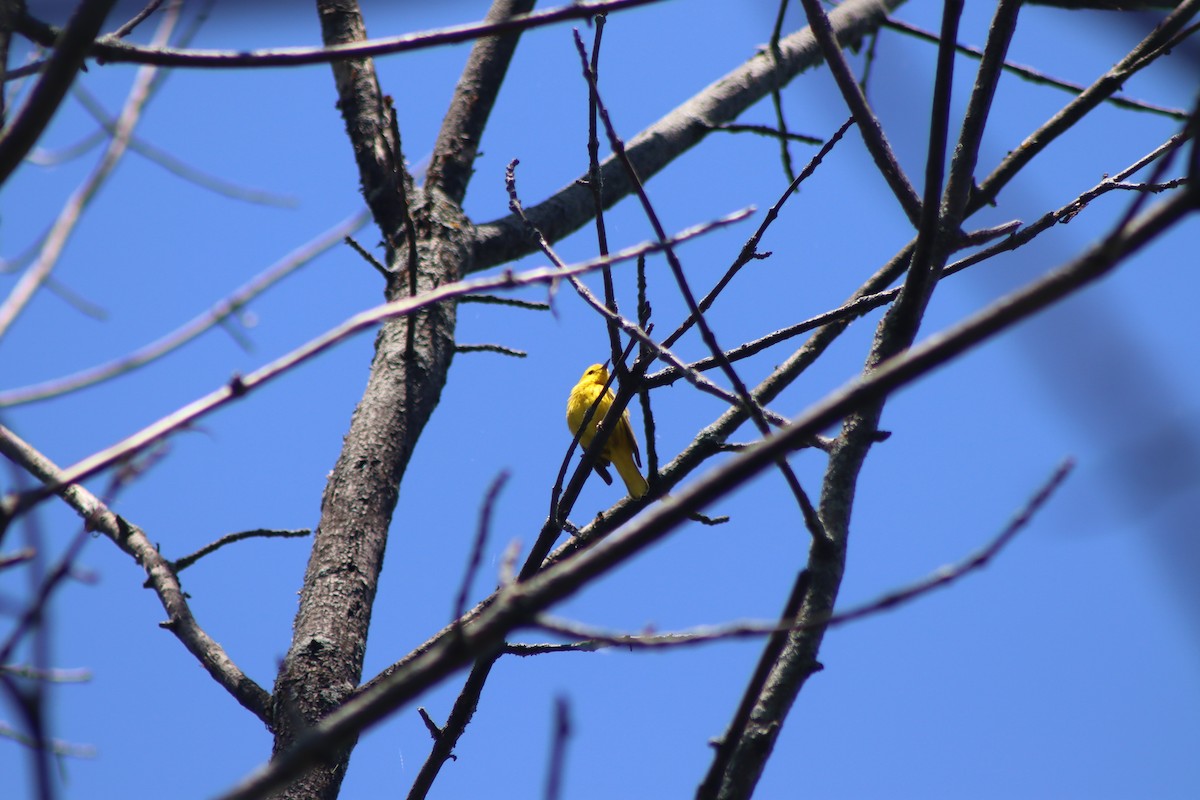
(613, 456, 648, 499)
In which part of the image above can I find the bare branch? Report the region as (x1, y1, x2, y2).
(453, 472, 510, 624)
(544, 697, 572, 800)
(883, 16, 1190, 121)
(109, 0, 166, 40)
(404, 658, 500, 800)
(502, 641, 603, 656)
(0, 527, 91, 669)
(170, 529, 311, 574)
(14, 0, 668, 70)
(454, 343, 527, 357)
(0, 720, 96, 759)
(0, 547, 35, 570)
(68, 82, 297, 206)
(0, 0, 119, 185)
(971, 0, 1200, 211)
(798, 0, 922, 226)
(668, 116, 855, 348)
(0, 665, 92, 683)
(703, 122, 823, 145)
(458, 294, 550, 311)
(946, 133, 1191, 275)
(767, 0, 798, 181)
(472, 0, 907, 271)
(0, 426, 272, 722)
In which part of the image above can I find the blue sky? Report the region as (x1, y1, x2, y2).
(3, 1, 1199, 798)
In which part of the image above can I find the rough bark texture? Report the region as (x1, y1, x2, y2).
(270, 196, 466, 799)
(268, 3, 470, 798)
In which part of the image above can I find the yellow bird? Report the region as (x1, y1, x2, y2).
(565, 364, 649, 499)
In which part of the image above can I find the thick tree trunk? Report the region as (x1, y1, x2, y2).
(269, 194, 466, 799)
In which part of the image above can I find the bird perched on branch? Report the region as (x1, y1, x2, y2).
(565, 363, 648, 499)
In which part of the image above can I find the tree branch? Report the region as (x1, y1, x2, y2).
(798, 0, 922, 226)
(471, 0, 908, 272)
(425, 0, 536, 203)
(0, 425, 273, 723)
(970, 0, 1200, 211)
(0, 0, 117, 186)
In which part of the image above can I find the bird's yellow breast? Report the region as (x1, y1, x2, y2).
(566, 364, 613, 452)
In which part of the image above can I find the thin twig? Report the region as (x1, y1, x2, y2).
(0, 665, 91, 683)
(454, 344, 527, 357)
(798, 0, 922, 226)
(883, 16, 1190, 121)
(404, 657, 499, 800)
(583, 13, 626, 382)
(945, 133, 1191, 276)
(502, 641, 602, 656)
(453, 472, 510, 624)
(110, 0, 166, 39)
(705, 122, 822, 145)
(544, 697, 572, 800)
(767, 0, 797, 181)
(664, 116, 855, 349)
(459, 294, 550, 310)
(27, 125, 105, 165)
(0, 547, 35, 570)
(343, 234, 390, 280)
(169, 529, 310, 574)
(0, 527, 91, 668)
(0, 720, 96, 759)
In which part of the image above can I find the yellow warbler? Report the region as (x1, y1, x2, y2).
(565, 364, 648, 499)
